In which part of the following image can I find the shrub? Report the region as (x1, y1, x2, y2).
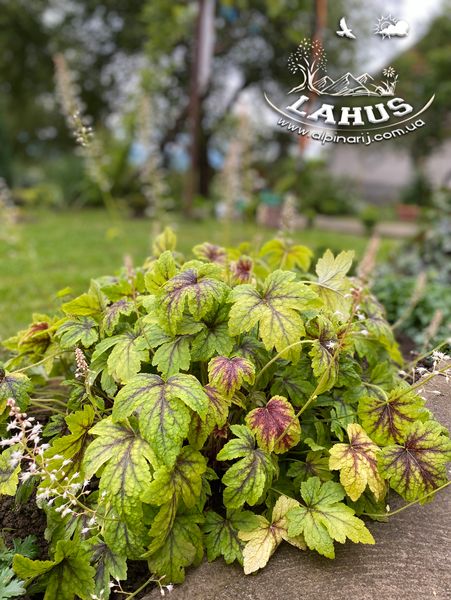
(0, 230, 450, 597)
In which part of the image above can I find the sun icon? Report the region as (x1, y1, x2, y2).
(374, 14, 409, 39)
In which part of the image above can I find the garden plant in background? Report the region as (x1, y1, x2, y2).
(374, 191, 451, 351)
(0, 229, 449, 598)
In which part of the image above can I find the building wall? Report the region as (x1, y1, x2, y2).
(327, 140, 451, 203)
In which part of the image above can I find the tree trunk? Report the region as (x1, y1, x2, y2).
(183, 0, 216, 217)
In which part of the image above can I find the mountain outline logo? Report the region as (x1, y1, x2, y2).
(287, 39, 398, 97)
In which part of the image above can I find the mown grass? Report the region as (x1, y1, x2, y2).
(0, 209, 398, 339)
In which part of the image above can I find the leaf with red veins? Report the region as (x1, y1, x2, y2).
(231, 256, 254, 284)
(329, 424, 385, 501)
(158, 263, 229, 334)
(246, 395, 301, 454)
(358, 385, 430, 445)
(208, 356, 255, 397)
(379, 420, 451, 503)
(193, 242, 227, 265)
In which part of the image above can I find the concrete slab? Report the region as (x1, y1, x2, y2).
(144, 369, 451, 600)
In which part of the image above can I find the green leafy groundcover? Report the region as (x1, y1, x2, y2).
(0, 230, 450, 598)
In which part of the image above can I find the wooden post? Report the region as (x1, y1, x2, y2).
(299, 0, 328, 153)
(183, 0, 216, 217)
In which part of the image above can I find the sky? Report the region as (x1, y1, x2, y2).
(365, 0, 445, 70)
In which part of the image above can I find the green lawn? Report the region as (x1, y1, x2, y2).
(0, 210, 398, 339)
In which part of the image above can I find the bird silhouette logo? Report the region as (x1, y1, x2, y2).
(336, 17, 356, 39)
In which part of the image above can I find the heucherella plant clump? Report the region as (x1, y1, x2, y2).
(0, 229, 450, 598)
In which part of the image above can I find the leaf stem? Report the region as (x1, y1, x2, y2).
(29, 401, 66, 416)
(255, 340, 314, 384)
(363, 481, 451, 519)
(404, 340, 449, 372)
(361, 381, 388, 400)
(13, 350, 72, 373)
(117, 574, 159, 599)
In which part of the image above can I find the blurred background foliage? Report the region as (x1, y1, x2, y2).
(0, 0, 449, 349)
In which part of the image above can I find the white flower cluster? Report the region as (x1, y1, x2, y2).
(2, 396, 98, 532)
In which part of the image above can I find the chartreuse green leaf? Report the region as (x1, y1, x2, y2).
(203, 510, 259, 565)
(91, 541, 127, 598)
(229, 270, 317, 361)
(151, 333, 191, 377)
(217, 425, 275, 508)
(13, 539, 95, 600)
(208, 355, 255, 396)
(246, 396, 301, 454)
(308, 316, 339, 393)
(141, 446, 207, 509)
(83, 418, 156, 558)
(188, 385, 231, 449)
(0, 447, 21, 496)
(106, 328, 151, 383)
(152, 227, 177, 257)
(57, 317, 99, 349)
(158, 263, 229, 334)
(102, 298, 135, 335)
(145, 250, 177, 293)
(358, 385, 430, 445)
(260, 238, 313, 271)
(286, 477, 375, 558)
(62, 292, 102, 317)
(146, 512, 204, 584)
(238, 495, 306, 574)
(190, 305, 233, 362)
(379, 421, 451, 503)
(315, 250, 354, 314)
(329, 424, 385, 502)
(83, 417, 156, 512)
(113, 373, 209, 466)
(0, 371, 32, 414)
(41, 406, 95, 486)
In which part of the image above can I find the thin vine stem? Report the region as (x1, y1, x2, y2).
(363, 481, 451, 519)
(13, 350, 72, 373)
(255, 340, 314, 384)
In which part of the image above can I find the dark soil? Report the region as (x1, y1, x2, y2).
(0, 494, 47, 558)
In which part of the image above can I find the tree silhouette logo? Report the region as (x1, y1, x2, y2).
(287, 38, 398, 98)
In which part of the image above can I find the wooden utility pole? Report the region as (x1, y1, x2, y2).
(299, 0, 328, 152)
(183, 0, 216, 217)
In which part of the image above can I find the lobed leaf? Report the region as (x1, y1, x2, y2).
(379, 420, 451, 502)
(229, 270, 317, 361)
(358, 385, 430, 445)
(113, 373, 208, 466)
(13, 539, 95, 600)
(246, 395, 301, 454)
(217, 425, 275, 508)
(158, 264, 229, 334)
(286, 477, 375, 559)
(329, 423, 385, 501)
(208, 355, 255, 397)
(141, 446, 207, 509)
(203, 510, 259, 565)
(239, 495, 305, 574)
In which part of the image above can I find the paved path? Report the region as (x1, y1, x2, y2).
(303, 215, 419, 238)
